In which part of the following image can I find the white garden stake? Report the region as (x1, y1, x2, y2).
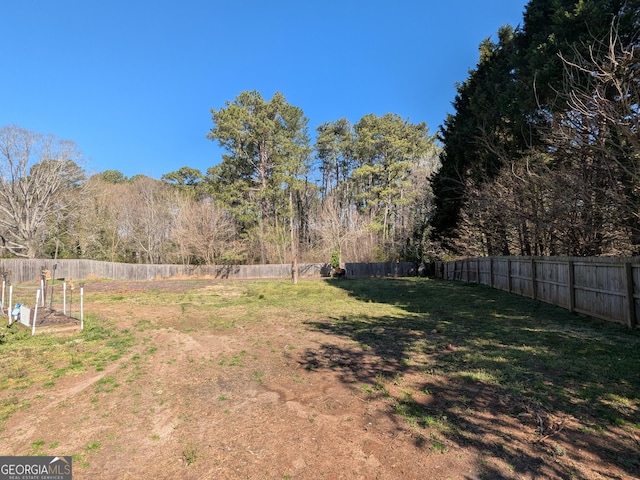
(80, 284, 84, 331)
(8, 284, 12, 325)
(32, 289, 40, 335)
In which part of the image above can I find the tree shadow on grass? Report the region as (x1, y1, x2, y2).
(302, 278, 640, 479)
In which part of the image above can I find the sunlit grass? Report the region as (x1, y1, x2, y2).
(0, 311, 136, 427)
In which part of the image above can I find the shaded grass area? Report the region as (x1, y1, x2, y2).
(303, 278, 640, 479)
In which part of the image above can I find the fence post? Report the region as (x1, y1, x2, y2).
(476, 259, 480, 284)
(40, 273, 46, 307)
(32, 289, 40, 336)
(507, 258, 512, 293)
(80, 283, 85, 331)
(8, 284, 12, 324)
(489, 258, 493, 288)
(530, 257, 537, 300)
(624, 262, 636, 328)
(568, 260, 575, 312)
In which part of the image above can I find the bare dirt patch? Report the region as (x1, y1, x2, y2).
(1, 279, 638, 479)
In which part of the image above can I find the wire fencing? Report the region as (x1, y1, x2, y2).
(2, 271, 84, 335)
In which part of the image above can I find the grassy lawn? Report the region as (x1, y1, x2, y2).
(1, 277, 638, 478)
(319, 278, 640, 424)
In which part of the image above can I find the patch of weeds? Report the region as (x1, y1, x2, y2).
(219, 351, 247, 367)
(106, 336, 135, 354)
(374, 375, 388, 393)
(453, 369, 502, 385)
(208, 317, 236, 329)
(395, 403, 418, 427)
(552, 443, 566, 457)
(421, 414, 441, 428)
(42, 380, 56, 388)
(31, 439, 45, 452)
(0, 395, 30, 426)
(151, 434, 160, 441)
(49, 441, 59, 449)
(135, 319, 156, 332)
(430, 433, 447, 453)
(360, 384, 375, 395)
(53, 355, 85, 379)
(183, 444, 198, 466)
(81, 319, 113, 342)
(178, 413, 192, 423)
(252, 370, 265, 384)
(94, 376, 119, 394)
(218, 395, 228, 401)
(71, 453, 88, 469)
(401, 390, 414, 402)
(85, 441, 101, 452)
(580, 423, 605, 434)
(126, 369, 146, 384)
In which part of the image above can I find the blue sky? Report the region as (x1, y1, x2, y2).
(1, 1, 529, 179)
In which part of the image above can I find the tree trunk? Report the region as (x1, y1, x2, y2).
(289, 189, 298, 284)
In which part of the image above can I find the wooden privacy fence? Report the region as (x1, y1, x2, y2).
(0, 259, 416, 284)
(441, 256, 640, 329)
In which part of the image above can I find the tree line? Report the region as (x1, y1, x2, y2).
(431, 0, 640, 257)
(4, 0, 638, 265)
(0, 96, 439, 265)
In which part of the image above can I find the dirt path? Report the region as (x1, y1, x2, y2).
(1, 315, 480, 479)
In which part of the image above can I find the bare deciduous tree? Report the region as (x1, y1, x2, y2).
(120, 176, 180, 264)
(552, 21, 640, 251)
(173, 199, 237, 265)
(76, 176, 131, 261)
(311, 196, 372, 262)
(0, 125, 85, 258)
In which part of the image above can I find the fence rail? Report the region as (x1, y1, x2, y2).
(440, 256, 640, 328)
(0, 259, 417, 284)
